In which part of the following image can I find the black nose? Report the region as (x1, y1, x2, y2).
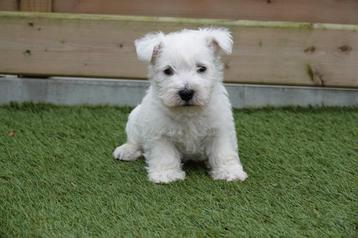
(178, 89, 194, 102)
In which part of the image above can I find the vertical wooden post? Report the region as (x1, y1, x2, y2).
(20, 0, 52, 12)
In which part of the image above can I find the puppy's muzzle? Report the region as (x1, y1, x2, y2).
(178, 88, 194, 102)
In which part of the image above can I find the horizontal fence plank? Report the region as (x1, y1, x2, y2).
(52, 0, 358, 25)
(0, 12, 357, 87)
(0, 0, 18, 11)
(20, 0, 52, 12)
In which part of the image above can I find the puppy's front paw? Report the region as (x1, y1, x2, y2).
(210, 164, 248, 182)
(148, 169, 185, 184)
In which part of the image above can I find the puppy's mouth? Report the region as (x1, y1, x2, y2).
(183, 102, 195, 107)
(170, 103, 202, 112)
(175, 100, 205, 109)
(160, 94, 208, 108)
(166, 100, 202, 109)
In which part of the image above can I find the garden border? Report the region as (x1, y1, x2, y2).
(1, 76, 357, 108)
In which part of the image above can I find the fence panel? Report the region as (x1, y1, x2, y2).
(0, 12, 357, 87)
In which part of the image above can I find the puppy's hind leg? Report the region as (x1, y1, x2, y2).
(113, 143, 142, 161)
(113, 105, 143, 161)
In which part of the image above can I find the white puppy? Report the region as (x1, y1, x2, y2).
(113, 28, 247, 183)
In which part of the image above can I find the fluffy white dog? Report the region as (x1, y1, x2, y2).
(113, 28, 247, 183)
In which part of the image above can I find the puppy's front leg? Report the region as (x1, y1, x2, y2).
(207, 133, 248, 181)
(145, 139, 185, 184)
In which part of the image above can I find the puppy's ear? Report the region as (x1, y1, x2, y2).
(134, 32, 164, 63)
(201, 28, 233, 55)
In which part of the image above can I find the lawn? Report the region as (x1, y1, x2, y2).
(0, 103, 357, 237)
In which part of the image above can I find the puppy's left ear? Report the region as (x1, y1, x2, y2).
(201, 28, 233, 55)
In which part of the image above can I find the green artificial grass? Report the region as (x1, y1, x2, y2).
(0, 103, 357, 237)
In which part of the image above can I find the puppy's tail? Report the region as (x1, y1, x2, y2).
(113, 143, 142, 161)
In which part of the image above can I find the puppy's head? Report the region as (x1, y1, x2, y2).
(135, 28, 233, 108)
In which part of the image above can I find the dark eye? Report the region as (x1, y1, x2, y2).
(163, 67, 174, 76)
(197, 65, 207, 73)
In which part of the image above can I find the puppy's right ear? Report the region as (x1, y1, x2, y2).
(134, 32, 164, 63)
(200, 28, 233, 55)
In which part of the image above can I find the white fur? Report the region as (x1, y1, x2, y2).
(113, 28, 247, 183)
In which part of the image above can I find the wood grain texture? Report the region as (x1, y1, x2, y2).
(0, 12, 357, 87)
(0, 0, 18, 11)
(20, 0, 52, 12)
(52, 0, 358, 24)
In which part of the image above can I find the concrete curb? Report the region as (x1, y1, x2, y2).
(1, 76, 357, 108)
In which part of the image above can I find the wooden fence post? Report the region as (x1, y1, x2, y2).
(20, 0, 52, 12)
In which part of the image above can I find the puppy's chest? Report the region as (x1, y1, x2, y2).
(165, 119, 216, 155)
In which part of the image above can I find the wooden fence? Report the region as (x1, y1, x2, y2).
(0, 0, 357, 88)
